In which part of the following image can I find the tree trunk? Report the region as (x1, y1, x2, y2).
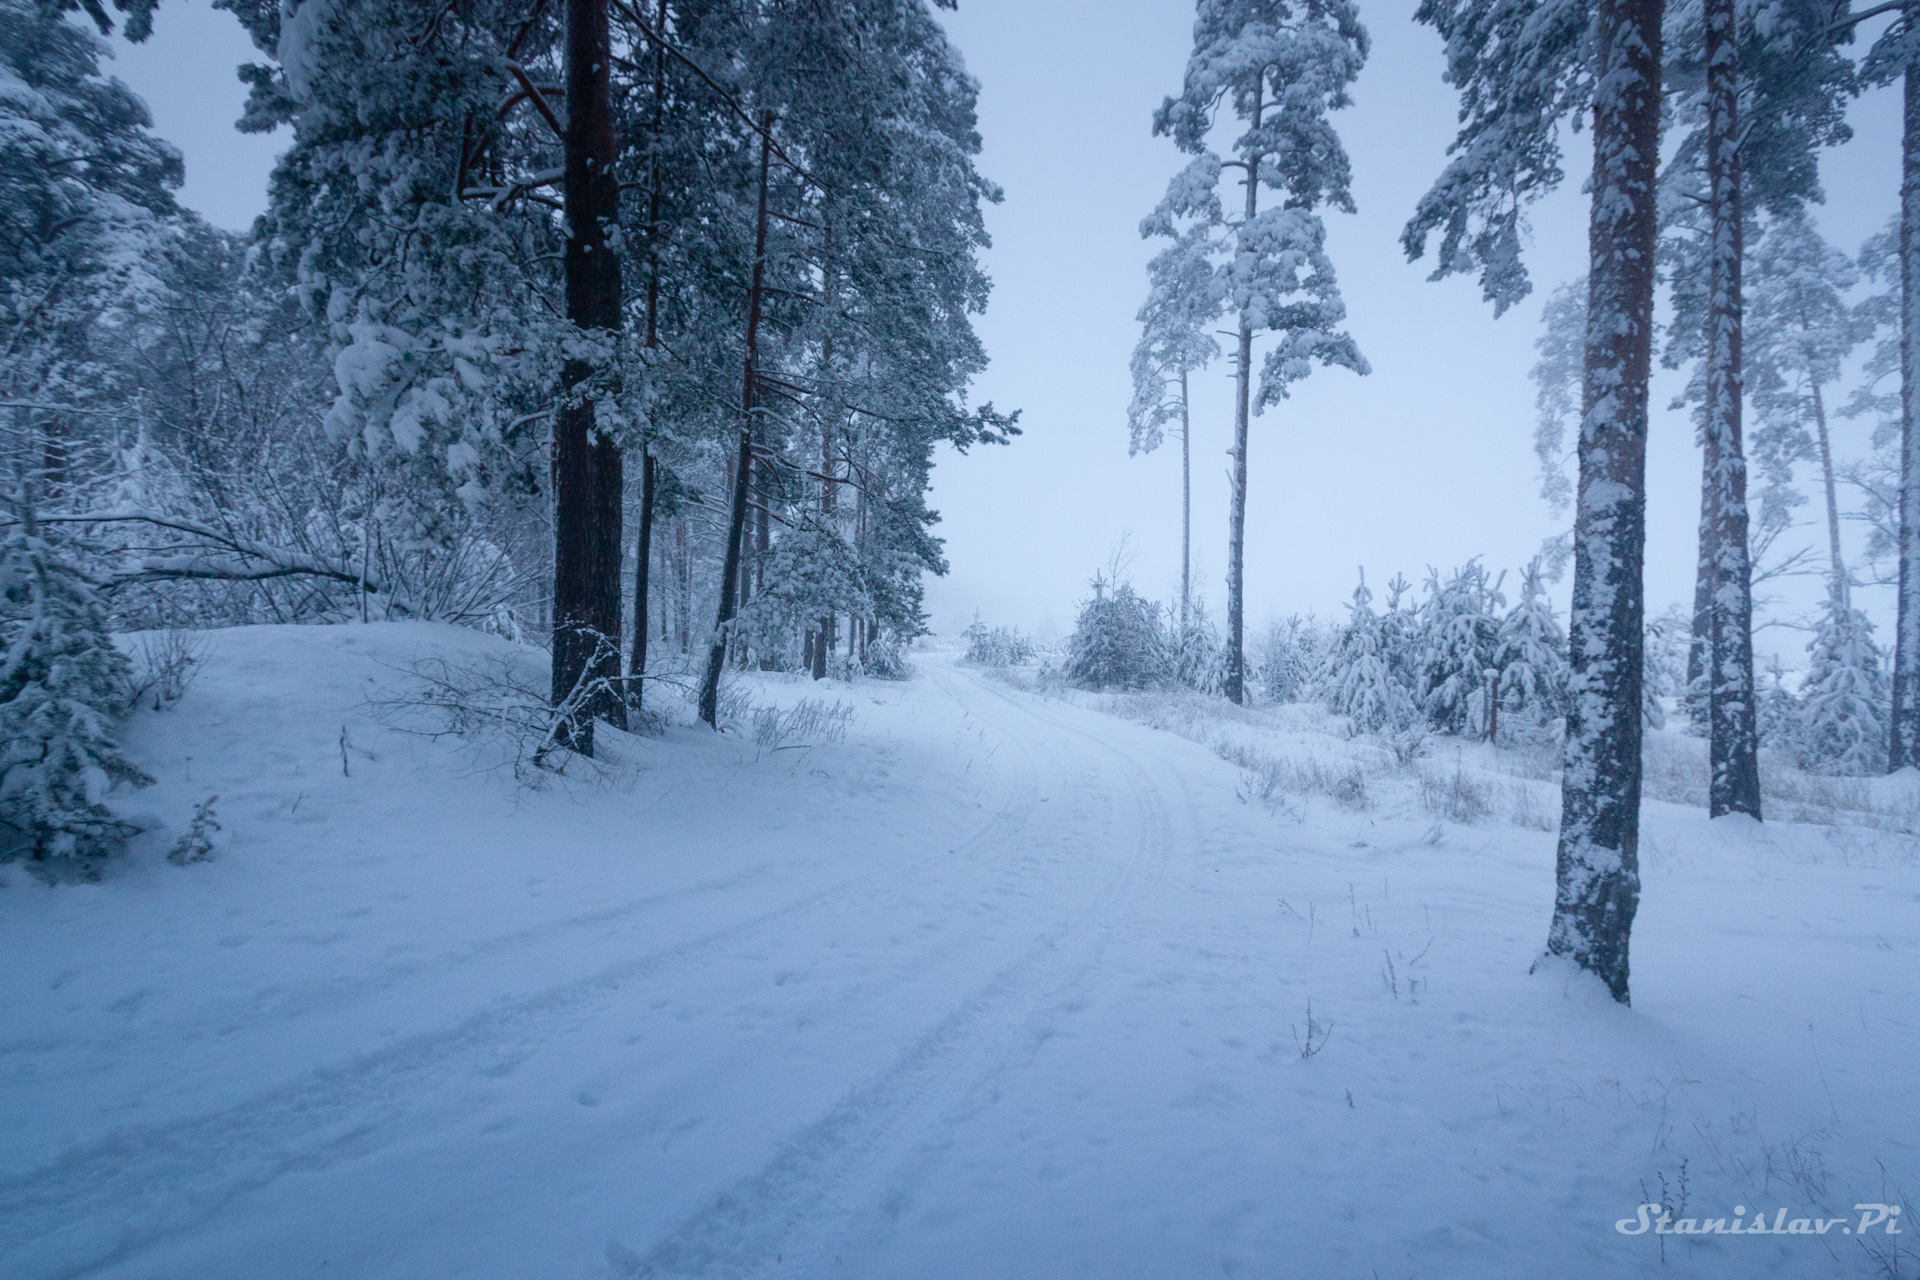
(699, 122, 773, 727)
(1807, 378, 1846, 584)
(627, 0, 668, 717)
(1544, 0, 1662, 1004)
(1891, 51, 1920, 770)
(1180, 365, 1192, 636)
(1225, 83, 1263, 707)
(1701, 0, 1760, 819)
(631, 450, 655, 710)
(1687, 493, 1711, 731)
(551, 0, 626, 753)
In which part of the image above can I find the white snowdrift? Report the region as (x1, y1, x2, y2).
(1, 623, 1915, 1279)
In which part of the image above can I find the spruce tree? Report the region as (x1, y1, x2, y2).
(1493, 558, 1568, 744)
(0, 493, 150, 868)
(1800, 576, 1890, 775)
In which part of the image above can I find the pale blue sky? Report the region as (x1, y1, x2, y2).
(108, 0, 1907, 662)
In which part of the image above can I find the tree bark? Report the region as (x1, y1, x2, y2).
(631, 450, 655, 708)
(1805, 378, 1846, 584)
(1701, 0, 1760, 819)
(551, 0, 626, 753)
(699, 121, 773, 727)
(628, 0, 668, 718)
(1180, 365, 1192, 636)
(1891, 48, 1920, 770)
(1225, 82, 1263, 707)
(1545, 0, 1662, 1004)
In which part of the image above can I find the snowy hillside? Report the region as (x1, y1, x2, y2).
(1, 623, 1916, 1278)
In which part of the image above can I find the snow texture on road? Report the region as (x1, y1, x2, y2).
(1, 624, 1915, 1278)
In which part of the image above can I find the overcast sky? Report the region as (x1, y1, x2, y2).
(108, 0, 1906, 660)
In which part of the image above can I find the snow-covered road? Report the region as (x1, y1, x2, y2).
(2, 625, 1915, 1278)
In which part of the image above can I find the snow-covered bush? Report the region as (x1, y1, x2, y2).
(1065, 574, 1167, 691)
(863, 631, 911, 680)
(0, 504, 151, 869)
(963, 613, 1036, 667)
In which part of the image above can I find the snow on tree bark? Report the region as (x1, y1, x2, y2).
(1896, 51, 1920, 770)
(552, 0, 627, 752)
(1547, 0, 1663, 1003)
(1699, 0, 1760, 818)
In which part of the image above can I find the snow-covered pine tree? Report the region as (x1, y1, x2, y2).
(1406, 0, 1665, 1001)
(1756, 654, 1805, 758)
(1, 0, 179, 471)
(1799, 575, 1890, 775)
(701, 0, 1010, 709)
(1129, 227, 1223, 635)
(1325, 569, 1416, 736)
(1414, 559, 1505, 736)
(1659, 0, 1850, 818)
(1693, 0, 1761, 818)
(1747, 213, 1866, 588)
(1251, 613, 1329, 703)
(1151, 0, 1370, 707)
(1493, 558, 1568, 744)
(0, 488, 150, 869)
(1855, 10, 1920, 771)
(1171, 594, 1227, 694)
(1065, 573, 1168, 692)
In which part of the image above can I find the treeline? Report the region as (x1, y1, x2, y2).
(1, 0, 1008, 867)
(1047, 554, 1891, 778)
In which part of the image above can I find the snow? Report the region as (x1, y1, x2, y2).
(2, 622, 1917, 1278)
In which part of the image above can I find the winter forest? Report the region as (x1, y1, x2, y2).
(4, 0, 1919, 1274)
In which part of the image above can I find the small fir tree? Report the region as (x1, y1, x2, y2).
(0, 496, 151, 867)
(1799, 577, 1890, 776)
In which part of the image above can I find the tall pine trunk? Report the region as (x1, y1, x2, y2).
(631, 452, 655, 705)
(1225, 83, 1263, 708)
(1544, 0, 1663, 1003)
(1892, 49, 1920, 770)
(1701, 0, 1760, 818)
(1180, 366, 1192, 635)
(628, 0, 669, 719)
(1809, 378, 1846, 582)
(698, 123, 773, 727)
(552, 0, 626, 752)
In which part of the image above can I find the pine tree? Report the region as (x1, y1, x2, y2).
(1659, 0, 1850, 818)
(1855, 10, 1920, 771)
(1129, 227, 1222, 634)
(1800, 575, 1890, 775)
(1406, 0, 1665, 1002)
(1065, 573, 1168, 691)
(1747, 213, 1866, 587)
(0, 492, 150, 868)
(1151, 0, 1370, 707)
(1325, 570, 1416, 735)
(1493, 558, 1568, 744)
(1414, 559, 1505, 736)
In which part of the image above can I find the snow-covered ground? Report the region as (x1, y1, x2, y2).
(2, 623, 1916, 1279)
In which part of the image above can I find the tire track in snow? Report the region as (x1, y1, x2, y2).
(0, 682, 1048, 1280)
(613, 663, 1179, 1280)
